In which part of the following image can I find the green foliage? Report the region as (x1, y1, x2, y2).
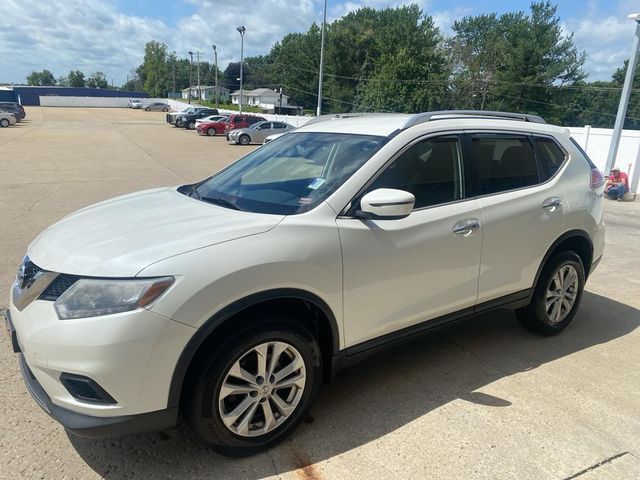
(86, 71, 109, 89)
(26, 69, 56, 86)
(67, 70, 86, 87)
(449, 2, 586, 124)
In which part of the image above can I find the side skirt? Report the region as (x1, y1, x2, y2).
(330, 288, 532, 378)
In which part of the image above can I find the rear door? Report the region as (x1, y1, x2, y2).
(468, 132, 568, 304)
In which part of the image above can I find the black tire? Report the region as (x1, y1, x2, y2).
(163, 107, 169, 112)
(207, 128, 216, 136)
(0, 119, 9, 128)
(187, 122, 196, 130)
(516, 251, 585, 335)
(239, 134, 251, 145)
(184, 318, 322, 456)
(145, 107, 150, 111)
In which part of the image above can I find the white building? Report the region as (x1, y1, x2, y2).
(230, 88, 289, 109)
(181, 86, 230, 102)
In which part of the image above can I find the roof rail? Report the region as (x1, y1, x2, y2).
(305, 112, 390, 126)
(403, 110, 546, 129)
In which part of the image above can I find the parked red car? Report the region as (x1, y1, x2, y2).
(223, 114, 267, 138)
(197, 117, 229, 136)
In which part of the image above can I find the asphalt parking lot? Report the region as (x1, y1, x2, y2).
(1, 107, 640, 480)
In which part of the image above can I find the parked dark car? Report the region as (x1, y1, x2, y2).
(166, 107, 208, 125)
(0, 102, 25, 120)
(176, 108, 219, 129)
(223, 114, 267, 138)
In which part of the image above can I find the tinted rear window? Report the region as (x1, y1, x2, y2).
(471, 136, 539, 195)
(535, 137, 566, 181)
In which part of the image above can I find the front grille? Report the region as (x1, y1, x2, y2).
(39, 274, 78, 301)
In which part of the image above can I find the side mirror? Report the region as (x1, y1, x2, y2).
(357, 188, 415, 220)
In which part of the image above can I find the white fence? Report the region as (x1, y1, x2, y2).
(569, 126, 640, 193)
(39, 96, 168, 108)
(166, 99, 312, 127)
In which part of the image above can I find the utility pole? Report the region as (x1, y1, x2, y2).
(237, 26, 246, 114)
(196, 51, 201, 102)
(172, 60, 176, 99)
(213, 44, 219, 108)
(188, 51, 194, 104)
(316, 0, 327, 116)
(279, 87, 283, 115)
(605, 13, 640, 175)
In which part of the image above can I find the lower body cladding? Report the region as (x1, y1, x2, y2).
(5, 300, 195, 437)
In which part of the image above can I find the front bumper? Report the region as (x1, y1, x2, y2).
(5, 293, 195, 431)
(17, 350, 177, 438)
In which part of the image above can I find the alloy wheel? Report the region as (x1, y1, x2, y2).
(218, 341, 306, 437)
(545, 264, 579, 323)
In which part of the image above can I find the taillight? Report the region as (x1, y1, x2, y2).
(591, 168, 605, 189)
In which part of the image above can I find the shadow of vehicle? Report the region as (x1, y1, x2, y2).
(68, 291, 639, 479)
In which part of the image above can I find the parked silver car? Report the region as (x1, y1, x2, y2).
(0, 110, 17, 127)
(145, 102, 170, 112)
(227, 121, 295, 145)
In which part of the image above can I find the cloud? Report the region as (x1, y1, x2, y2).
(0, 0, 633, 86)
(566, 15, 637, 81)
(0, 0, 317, 85)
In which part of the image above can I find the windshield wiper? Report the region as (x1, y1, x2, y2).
(201, 196, 242, 211)
(187, 184, 201, 200)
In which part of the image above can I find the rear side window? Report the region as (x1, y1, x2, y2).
(470, 136, 539, 195)
(535, 137, 566, 181)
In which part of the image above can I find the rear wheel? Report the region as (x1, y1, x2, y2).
(145, 107, 150, 111)
(239, 134, 251, 145)
(0, 119, 9, 127)
(516, 251, 585, 335)
(163, 107, 169, 112)
(187, 122, 196, 130)
(207, 128, 216, 136)
(184, 319, 321, 456)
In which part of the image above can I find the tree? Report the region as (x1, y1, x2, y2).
(57, 75, 69, 87)
(67, 70, 86, 87)
(86, 71, 109, 89)
(141, 41, 169, 97)
(449, 2, 586, 123)
(26, 69, 56, 86)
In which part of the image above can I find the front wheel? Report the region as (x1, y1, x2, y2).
(516, 251, 585, 335)
(163, 108, 169, 112)
(184, 320, 322, 456)
(239, 134, 251, 145)
(207, 128, 216, 136)
(145, 107, 150, 111)
(0, 118, 9, 127)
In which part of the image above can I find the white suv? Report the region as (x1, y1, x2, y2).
(6, 111, 605, 455)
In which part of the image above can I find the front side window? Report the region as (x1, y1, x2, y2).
(189, 132, 387, 215)
(471, 135, 539, 195)
(366, 136, 464, 209)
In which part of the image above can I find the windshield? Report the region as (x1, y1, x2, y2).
(187, 132, 387, 215)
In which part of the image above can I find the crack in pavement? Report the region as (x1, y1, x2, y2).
(562, 451, 631, 479)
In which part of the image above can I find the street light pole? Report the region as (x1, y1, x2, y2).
(605, 13, 640, 175)
(196, 51, 201, 102)
(188, 51, 194, 104)
(213, 44, 219, 108)
(316, 0, 327, 116)
(237, 26, 246, 115)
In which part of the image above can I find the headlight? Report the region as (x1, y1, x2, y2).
(54, 277, 174, 320)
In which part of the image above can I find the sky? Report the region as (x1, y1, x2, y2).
(1, 0, 638, 86)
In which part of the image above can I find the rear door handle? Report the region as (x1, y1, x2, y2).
(542, 197, 562, 211)
(452, 218, 481, 237)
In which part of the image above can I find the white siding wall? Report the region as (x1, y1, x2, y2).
(39, 96, 167, 108)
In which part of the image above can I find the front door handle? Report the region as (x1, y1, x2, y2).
(452, 218, 481, 237)
(542, 197, 562, 212)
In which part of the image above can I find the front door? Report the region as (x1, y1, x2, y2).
(337, 134, 483, 348)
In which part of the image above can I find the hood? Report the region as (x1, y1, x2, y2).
(28, 187, 284, 277)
